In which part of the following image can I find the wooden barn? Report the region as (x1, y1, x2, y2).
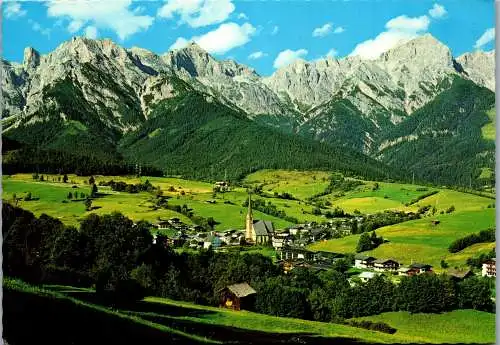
(219, 283, 256, 311)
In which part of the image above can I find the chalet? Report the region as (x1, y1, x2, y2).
(220, 283, 256, 311)
(213, 181, 230, 192)
(277, 247, 316, 262)
(409, 263, 433, 275)
(358, 271, 380, 283)
(354, 254, 376, 269)
(448, 269, 474, 281)
(373, 259, 400, 272)
(482, 258, 496, 277)
(272, 237, 285, 250)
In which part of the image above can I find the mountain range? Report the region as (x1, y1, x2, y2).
(1, 34, 495, 186)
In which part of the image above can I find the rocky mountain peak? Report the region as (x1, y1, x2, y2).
(456, 50, 495, 91)
(23, 47, 40, 70)
(379, 34, 453, 69)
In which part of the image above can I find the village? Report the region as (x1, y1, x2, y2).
(152, 189, 497, 289)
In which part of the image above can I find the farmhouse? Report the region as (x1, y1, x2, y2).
(448, 269, 474, 281)
(482, 258, 496, 277)
(409, 263, 433, 275)
(245, 194, 274, 244)
(220, 283, 256, 311)
(373, 259, 400, 272)
(277, 247, 316, 262)
(354, 254, 376, 269)
(213, 181, 230, 192)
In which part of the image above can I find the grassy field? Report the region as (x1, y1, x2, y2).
(4, 278, 413, 344)
(309, 188, 495, 268)
(244, 170, 332, 200)
(44, 283, 497, 344)
(2, 177, 192, 227)
(354, 310, 495, 344)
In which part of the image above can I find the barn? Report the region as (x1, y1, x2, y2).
(219, 283, 256, 311)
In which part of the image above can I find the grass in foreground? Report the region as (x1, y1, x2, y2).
(355, 310, 495, 344)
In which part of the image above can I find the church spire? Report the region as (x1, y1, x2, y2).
(245, 190, 254, 242)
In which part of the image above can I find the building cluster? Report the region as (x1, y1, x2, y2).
(354, 254, 433, 277)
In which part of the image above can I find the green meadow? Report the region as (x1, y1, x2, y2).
(310, 189, 495, 269)
(5, 278, 494, 344)
(355, 310, 495, 344)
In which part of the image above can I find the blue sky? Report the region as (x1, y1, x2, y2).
(2, 0, 495, 76)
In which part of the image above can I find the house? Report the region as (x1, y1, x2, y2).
(358, 271, 380, 283)
(373, 259, 400, 272)
(245, 194, 274, 244)
(213, 181, 230, 192)
(448, 269, 474, 281)
(219, 283, 256, 311)
(397, 267, 412, 276)
(409, 263, 433, 275)
(277, 247, 316, 262)
(482, 258, 496, 277)
(272, 237, 285, 250)
(354, 254, 376, 269)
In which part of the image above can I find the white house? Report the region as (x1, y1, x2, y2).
(354, 254, 376, 269)
(482, 258, 496, 277)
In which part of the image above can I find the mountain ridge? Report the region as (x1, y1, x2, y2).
(1, 34, 495, 186)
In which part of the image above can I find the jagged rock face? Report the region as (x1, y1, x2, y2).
(456, 50, 495, 92)
(162, 42, 287, 116)
(265, 34, 460, 117)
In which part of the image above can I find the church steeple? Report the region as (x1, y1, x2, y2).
(245, 191, 254, 242)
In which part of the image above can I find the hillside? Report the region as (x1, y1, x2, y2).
(119, 90, 392, 181)
(4, 279, 494, 345)
(377, 77, 495, 187)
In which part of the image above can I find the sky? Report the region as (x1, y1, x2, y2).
(2, 0, 495, 76)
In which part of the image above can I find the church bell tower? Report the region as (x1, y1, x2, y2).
(245, 192, 254, 242)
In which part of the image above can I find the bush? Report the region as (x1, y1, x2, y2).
(346, 320, 397, 334)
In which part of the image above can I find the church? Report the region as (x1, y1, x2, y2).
(245, 193, 274, 245)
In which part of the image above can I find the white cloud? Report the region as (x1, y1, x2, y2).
(84, 26, 98, 39)
(248, 51, 267, 60)
(47, 0, 154, 40)
(237, 12, 248, 20)
(312, 23, 333, 37)
(4, 1, 27, 19)
(326, 48, 338, 58)
(68, 20, 84, 33)
(169, 22, 256, 55)
(350, 14, 430, 59)
(474, 28, 495, 49)
(28, 18, 51, 37)
(271, 25, 279, 35)
(386, 15, 430, 32)
(429, 4, 447, 19)
(334, 26, 345, 34)
(158, 0, 235, 28)
(273, 49, 308, 68)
